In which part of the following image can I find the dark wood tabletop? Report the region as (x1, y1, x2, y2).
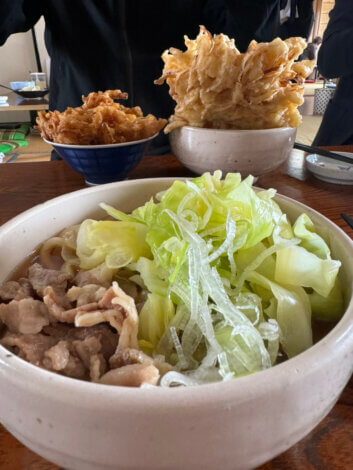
(0, 148, 352, 470)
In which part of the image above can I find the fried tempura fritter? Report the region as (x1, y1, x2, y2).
(155, 26, 314, 132)
(36, 90, 167, 145)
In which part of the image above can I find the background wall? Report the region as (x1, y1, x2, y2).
(0, 17, 48, 123)
(313, 0, 335, 39)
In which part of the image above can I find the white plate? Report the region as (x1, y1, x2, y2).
(306, 152, 353, 185)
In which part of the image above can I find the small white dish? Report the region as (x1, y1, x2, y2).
(306, 152, 353, 185)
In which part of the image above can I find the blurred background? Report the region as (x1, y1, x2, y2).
(0, 0, 336, 162)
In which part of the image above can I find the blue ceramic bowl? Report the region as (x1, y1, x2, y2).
(44, 135, 158, 185)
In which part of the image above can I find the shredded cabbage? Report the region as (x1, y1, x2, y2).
(138, 293, 175, 354)
(76, 171, 344, 386)
(76, 220, 151, 269)
(275, 245, 340, 297)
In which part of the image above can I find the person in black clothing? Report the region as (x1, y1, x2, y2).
(279, 0, 314, 41)
(301, 36, 322, 61)
(313, 0, 353, 146)
(300, 36, 321, 80)
(0, 0, 314, 154)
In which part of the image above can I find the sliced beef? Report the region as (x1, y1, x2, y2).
(0, 278, 33, 301)
(99, 363, 160, 387)
(107, 282, 138, 350)
(67, 284, 106, 307)
(43, 340, 87, 380)
(75, 308, 124, 334)
(43, 286, 73, 322)
(74, 264, 114, 288)
(62, 354, 87, 379)
(42, 323, 118, 359)
(0, 298, 49, 334)
(1, 333, 57, 366)
(89, 354, 107, 381)
(41, 281, 137, 352)
(43, 336, 106, 380)
(0, 261, 170, 387)
(73, 336, 107, 381)
(74, 282, 138, 350)
(44, 340, 71, 370)
(109, 347, 152, 369)
(0, 281, 20, 301)
(43, 286, 100, 324)
(1, 325, 115, 382)
(28, 263, 71, 296)
(99, 286, 118, 309)
(73, 336, 101, 367)
(42, 323, 77, 338)
(109, 348, 173, 377)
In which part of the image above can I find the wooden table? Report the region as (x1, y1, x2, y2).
(0, 93, 49, 112)
(0, 149, 352, 470)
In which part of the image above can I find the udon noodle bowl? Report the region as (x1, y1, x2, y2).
(0, 172, 345, 387)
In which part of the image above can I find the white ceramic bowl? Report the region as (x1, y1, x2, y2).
(170, 126, 297, 176)
(0, 178, 352, 470)
(306, 152, 353, 185)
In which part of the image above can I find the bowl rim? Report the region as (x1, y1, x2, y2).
(0, 177, 352, 406)
(174, 126, 296, 134)
(43, 133, 159, 149)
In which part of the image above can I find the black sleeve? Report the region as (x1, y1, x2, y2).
(0, 0, 43, 46)
(279, 0, 314, 40)
(317, 0, 353, 79)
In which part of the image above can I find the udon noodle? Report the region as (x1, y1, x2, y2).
(39, 226, 80, 275)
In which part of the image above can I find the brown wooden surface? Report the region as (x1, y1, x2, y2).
(0, 148, 352, 470)
(0, 92, 49, 112)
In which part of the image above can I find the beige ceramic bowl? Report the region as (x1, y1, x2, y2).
(170, 126, 297, 176)
(0, 178, 352, 470)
